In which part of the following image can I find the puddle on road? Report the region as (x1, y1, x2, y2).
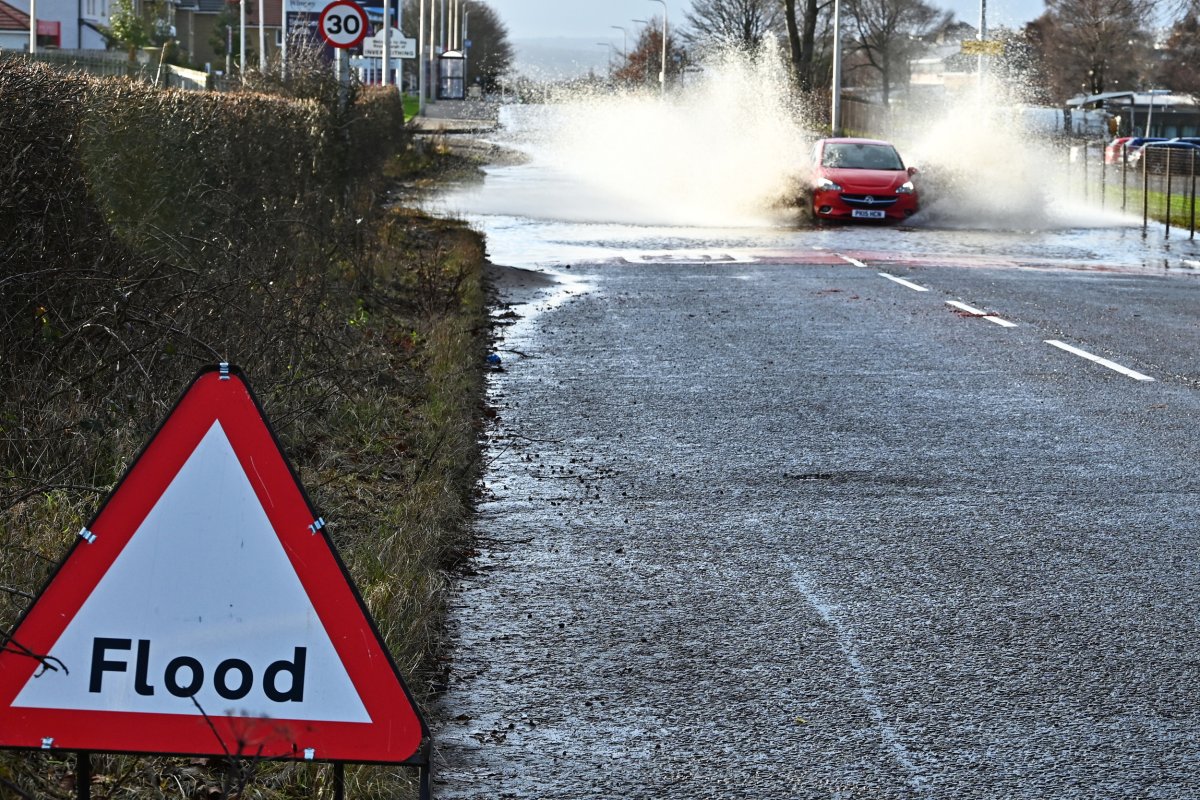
(433, 186, 1200, 273)
(423, 67, 1200, 275)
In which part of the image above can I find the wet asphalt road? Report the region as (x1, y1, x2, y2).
(433, 255, 1200, 799)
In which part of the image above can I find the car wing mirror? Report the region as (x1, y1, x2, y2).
(907, 166, 919, 176)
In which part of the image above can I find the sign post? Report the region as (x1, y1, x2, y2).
(382, 0, 390, 86)
(0, 365, 429, 796)
(318, 0, 367, 110)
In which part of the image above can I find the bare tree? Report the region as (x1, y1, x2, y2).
(783, 0, 831, 91)
(681, 0, 785, 51)
(1023, 0, 1154, 99)
(1157, 10, 1200, 97)
(844, 0, 950, 104)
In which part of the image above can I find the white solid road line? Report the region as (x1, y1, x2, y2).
(878, 272, 928, 292)
(839, 254, 868, 268)
(1044, 340, 1155, 382)
(945, 300, 1017, 328)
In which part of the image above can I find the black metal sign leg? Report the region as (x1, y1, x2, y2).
(76, 752, 90, 800)
(419, 763, 432, 800)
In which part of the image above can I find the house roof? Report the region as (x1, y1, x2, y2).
(0, 0, 30, 32)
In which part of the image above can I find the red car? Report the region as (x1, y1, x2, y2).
(810, 137, 919, 222)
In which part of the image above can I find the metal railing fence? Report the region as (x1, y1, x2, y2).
(1070, 141, 1198, 239)
(4, 49, 213, 91)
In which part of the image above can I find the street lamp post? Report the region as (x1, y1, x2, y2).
(239, 0, 246, 81)
(977, 0, 987, 90)
(648, 0, 667, 96)
(429, 0, 438, 101)
(258, 0, 266, 70)
(382, 0, 391, 87)
(419, 0, 426, 112)
(462, 6, 470, 91)
(597, 41, 616, 75)
(281, 0, 288, 79)
(831, 0, 842, 134)
(610, 25, 627, 62)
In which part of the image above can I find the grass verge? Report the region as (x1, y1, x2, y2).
(0, 90, 489, 797)
(1094, 180, 1200, 232)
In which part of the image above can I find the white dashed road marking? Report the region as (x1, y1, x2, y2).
(838, 259, 1157, 384)
(1044, 340, 1154, 382)
(878, 272, 928, 292)
(945, 300, 1018, 328)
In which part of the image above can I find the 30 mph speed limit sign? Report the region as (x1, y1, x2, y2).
(318, 0, 368, 48)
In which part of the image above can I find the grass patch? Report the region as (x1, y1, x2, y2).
(403, 92, 420, 121)
(1094, 180, 1200, 231)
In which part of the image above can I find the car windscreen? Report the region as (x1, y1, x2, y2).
(822, 143, 904, 170)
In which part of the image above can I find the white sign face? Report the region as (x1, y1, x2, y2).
(14, 422, 370, 723)
(318, 0, 368, 48)
(363, 30, 416, 58)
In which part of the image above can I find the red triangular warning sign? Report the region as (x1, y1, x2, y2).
(0, 365, 427, 763)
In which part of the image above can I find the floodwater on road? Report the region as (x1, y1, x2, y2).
(424, 95, 1200, 799)
(426, 102, 1200, 277)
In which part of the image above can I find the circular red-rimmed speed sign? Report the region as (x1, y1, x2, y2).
(318, 0, 367, 48)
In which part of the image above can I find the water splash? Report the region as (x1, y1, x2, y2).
(488, 48, 814, 228)
(898, 84, 1135, 231)
(447, 53, 1146, 239)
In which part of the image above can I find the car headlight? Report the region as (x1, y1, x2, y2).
(815, 177, 843, 192)
(896, 181, 915, 194)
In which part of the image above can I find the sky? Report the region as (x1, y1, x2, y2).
(494, 0, 1047, 39)
(492, 0, 1050, 77)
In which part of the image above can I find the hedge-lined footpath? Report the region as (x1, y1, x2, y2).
(0, 59, 486, 798)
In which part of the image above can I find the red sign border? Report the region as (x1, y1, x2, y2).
(317, 0, 368, 49)
(0, 365, 427, 765)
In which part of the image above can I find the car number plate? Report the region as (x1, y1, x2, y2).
(852, 209, 886, 219)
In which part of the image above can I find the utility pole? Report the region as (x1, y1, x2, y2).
(977, 0, 987, 91)
(611, 25, 627, 62)
(258, 0, 266, 70)
(239, 0, 246, 81)
(831, 0, 842, 134)
(648, 0, 666, 95)
(418, 0, 426, 111)
(383, 0, 391, 87)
